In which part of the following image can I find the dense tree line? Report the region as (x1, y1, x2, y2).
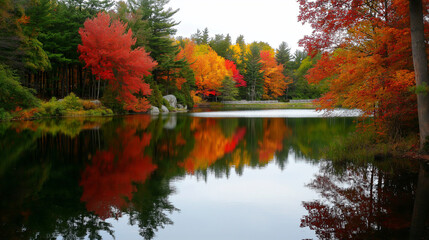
(0, 0, 323, 117)
(297, 0, 429, 144)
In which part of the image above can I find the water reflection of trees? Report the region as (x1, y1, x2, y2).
(0, 114, 357, 239)
(300, 159, 423, 239)
(410, 162, 429, 240)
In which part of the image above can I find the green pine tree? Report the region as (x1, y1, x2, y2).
(244, 44, 264, 101)
(219, 76, 238, 101)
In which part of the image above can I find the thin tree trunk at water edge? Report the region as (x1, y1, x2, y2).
(410, 0, 429, 152)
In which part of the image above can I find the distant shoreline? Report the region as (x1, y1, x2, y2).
(195, 101, 318, 110)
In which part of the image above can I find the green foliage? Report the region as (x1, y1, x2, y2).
(244, 44, 265, 100)
(62, 93, 83, 110)
(38, 93, 113, 117)
(161, 98, 173, 111)
(38, 97, 66, 116)
(209, 34, 232, 59)
(148, 82, 163, 109)
(23, 37, 51, 71)
(412, 82, 429, 94)
(0, 108, 12, 121)
(174, 87, 193, 109)
(192, 27, 210, 45)
(219, 77, 238, 101)
(127, 0, 185, 95)
(101, 87, 126, 114)
(326, 126, 417, 162)
(85, 108, 114, 116)
(276, 42, 291, 66)
(0, 64, 40, 112)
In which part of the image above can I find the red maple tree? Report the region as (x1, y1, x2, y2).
(225, 60, 246, 87)
(78, 12, 157, 112)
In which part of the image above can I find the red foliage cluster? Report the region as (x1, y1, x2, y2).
(78, 12, 157, 112)
(225, 60, 246, 87)
(299, 0, 419, 134)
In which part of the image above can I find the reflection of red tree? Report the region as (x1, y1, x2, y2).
(258, 119, 291, 163)
(80, 117, 156, 219)
(180, 119, 246, 173)
(224, 127, 247, 153)
(301, 164, 416, 239)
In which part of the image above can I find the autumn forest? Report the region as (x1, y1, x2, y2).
(1, 0, 323, 115)
(2, 0, 429, 239)
(1, 0, 429, 150)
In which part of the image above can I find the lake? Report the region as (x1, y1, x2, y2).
(1, 110, 428, 240)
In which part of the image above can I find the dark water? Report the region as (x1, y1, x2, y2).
(0, 111, 428, 240)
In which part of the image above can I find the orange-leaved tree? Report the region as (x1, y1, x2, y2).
(78, 12, 157, 112)
(175, 39, 196, 90)
(191, 45, 230, 98)
(299, 0, 418, 135)
(260, 50, 290, 99)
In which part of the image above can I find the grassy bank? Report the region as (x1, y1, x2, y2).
(326, 129, 419, 163)
(195, 102, 317, 111)
(1, 93, 114, 121)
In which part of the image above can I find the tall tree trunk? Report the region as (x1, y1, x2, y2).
(97, 76, 101, 99)
(410, 0, 429, 152)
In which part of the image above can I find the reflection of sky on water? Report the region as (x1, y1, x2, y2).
(102, 152, 318, 240)
(191, 109, 363, 118)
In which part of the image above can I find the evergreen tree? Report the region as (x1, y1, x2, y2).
(244, 44, 264, 100)
(128, 0, 187, 96)
(236, 35, 245, 48)
(275, 42, 291, 66)
(209, 34, 232, 59)
(191, 29, 202, 44)
(201, 27, 209, 45)
(219, 76, 238, 101)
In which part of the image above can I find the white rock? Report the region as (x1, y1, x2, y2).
(163, 95, 177, 108)
(161, 105, 169, 113)
(150, 106, 160, 114)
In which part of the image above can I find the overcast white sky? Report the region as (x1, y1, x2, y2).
(166, 0, 313, 52)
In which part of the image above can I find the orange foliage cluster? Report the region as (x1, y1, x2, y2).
(80, 115, 156, 219)
(174, 40, 197, 90)
(192, 45, 230, 96)
(260, 50, 291, 99)
(178, 42, 246, 98)
(258, 119, 292, 163)
(300, 0, 419, 134)
(11, 107, 38, 120)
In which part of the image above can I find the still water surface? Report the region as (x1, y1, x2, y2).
(0, 110, 427, 239)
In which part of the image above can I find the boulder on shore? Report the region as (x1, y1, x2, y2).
(90, 100, 102, 107)
(161, 105, 169, 113)
(163, 95, 177, 108)
(149, 106, 160, 114)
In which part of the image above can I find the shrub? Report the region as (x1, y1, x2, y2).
(0, 64, 40, 111)
(161, 98, 173, 111)
(39, 97, 66, 116)
(82, 100, 97, 110)
(148, 83, 163, 109)
(174, 84, 194, 109)
(0, 108, 12, 121)
(101, 87, 125, 114)
(13, 108, 39, 120)
(62, 93, 83, 110)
